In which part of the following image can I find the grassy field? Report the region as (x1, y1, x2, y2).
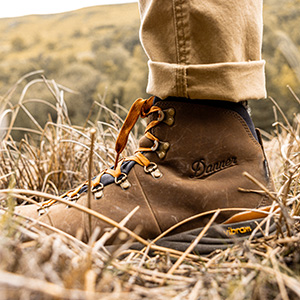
(0, 73, 300, 299)
(0, 2, 300, 299)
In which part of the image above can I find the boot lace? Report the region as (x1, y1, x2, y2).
(38, 96, 173, 214)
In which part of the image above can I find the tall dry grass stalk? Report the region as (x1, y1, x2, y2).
(0, 73, 300, 299)
(0, 72, 138, 202)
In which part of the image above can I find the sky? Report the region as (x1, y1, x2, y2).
(0, 0, 137, 19)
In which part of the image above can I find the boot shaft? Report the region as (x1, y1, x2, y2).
(141, 99, 271, 184)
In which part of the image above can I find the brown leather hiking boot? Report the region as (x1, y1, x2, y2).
(15, 96, 275, 251)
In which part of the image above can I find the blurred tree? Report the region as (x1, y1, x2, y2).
(57, 63, 102, 124)
(250, 0, 300, 131)
(11, 36, 27, 51)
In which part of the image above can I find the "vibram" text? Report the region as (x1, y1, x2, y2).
(224, 226, 252, 236)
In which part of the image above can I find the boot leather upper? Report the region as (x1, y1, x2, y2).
(15, 99, 274, 241)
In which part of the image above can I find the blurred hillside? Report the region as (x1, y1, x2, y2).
(0, 1, 299, 137)
(253, 0, 300, 130)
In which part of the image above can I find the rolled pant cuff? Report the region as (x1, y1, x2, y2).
(147, 60, 267, 102)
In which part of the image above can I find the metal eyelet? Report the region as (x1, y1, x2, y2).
(163, 108, 175, 126)
(156, 142, 170, 159)
(64, 194, 80, 208)
(144, 162, 163, 179)
(115, 173, 131, 189)
(92, 183, 104, 199)
(157, 110, 165, 122)
(70, 194, 80, 201)
(144, 162, 157, 174)
(38, 207, 48, 216)
(151, 140, 159, 151)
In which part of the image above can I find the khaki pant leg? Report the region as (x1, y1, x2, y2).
(138, 0, 266, 102)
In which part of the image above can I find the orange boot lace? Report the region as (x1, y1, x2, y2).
(38, 96, 174, 214)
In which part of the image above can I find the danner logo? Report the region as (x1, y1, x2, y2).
(191, 156, 237, 179)
(224, 226, 252, 236)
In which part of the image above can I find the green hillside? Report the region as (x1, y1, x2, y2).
(0, 3, 147, 135)
(0, 1, 299, 135)
(0, 3, 140, 64)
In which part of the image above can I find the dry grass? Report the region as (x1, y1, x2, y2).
(0, 73, 300, 299)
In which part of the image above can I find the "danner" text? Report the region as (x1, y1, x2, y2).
(191, 156, 237, 179)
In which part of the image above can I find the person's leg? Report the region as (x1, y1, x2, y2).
(139, 0, 266, 101)
(15, 1, 275, 253)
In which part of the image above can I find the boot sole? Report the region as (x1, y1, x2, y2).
(129, 218, 277, 256)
